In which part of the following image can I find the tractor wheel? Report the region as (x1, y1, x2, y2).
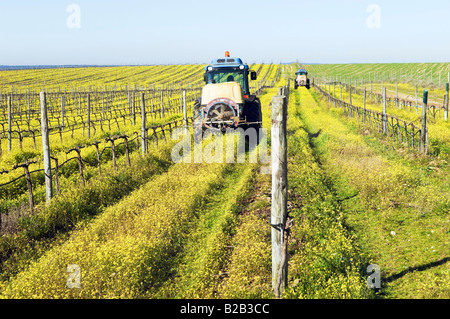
(243, 98, 262, 144)
(244, 99, 262, 127)
(294, 82, 299, 89)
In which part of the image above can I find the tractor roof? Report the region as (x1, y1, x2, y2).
(296, 69, 308, 74)
(207, 57, 249, 69)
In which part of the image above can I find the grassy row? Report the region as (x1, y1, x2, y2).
(152, 84, 283, 299)
(217, 171, 272, 299)
(282, 87, 372, 299)
(299, 86, 449, 298)
(198, 80, 373, 299)
(317, 82, 450, 159)
(154, 162, 261, 298)
(204, 80, 372, 299)
(213, 85, 281, 299)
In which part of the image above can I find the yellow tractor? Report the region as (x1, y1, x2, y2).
(294, 69, 310, 89)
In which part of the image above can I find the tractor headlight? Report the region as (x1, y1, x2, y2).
(207, 66, 213, 71)
(239, 65, 244, 70)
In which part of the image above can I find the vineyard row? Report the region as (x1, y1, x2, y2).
(312, 81, 430, 153)
(0, 65, 282, 154)
(313, 77, 449, 120)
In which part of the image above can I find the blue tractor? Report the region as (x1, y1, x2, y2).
(193, 51, 262, 132)
(294, 69, 310, 89)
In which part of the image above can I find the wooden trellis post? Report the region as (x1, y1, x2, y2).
(166, 88, 170, 112)
(180, 87, 183, 113)
(349, 84, 352, 105)
(421, 90, 428, 154)
(87, 93, 91, 138)
(141, 92, 147, 154)
(102, 93, 105, 120)
(132, 92, 136, 126)
(333, 81, 336, 107)
(27, 90, 30, 122)
(363, 88, 366, 124)
(382, 88, 387, 134)
(127, 91, 131, 114)
(395, 81, 399, 109)
(40, 92, 53, 204)
(445, 83, 449, 121)
(61, 96, 65, 129)
(78, 93, 82, 115)
(7, 96, 12, 153)
(271, 91, 289, 299)
(151, 89, 155, 119)
(161, 90, 164, 118)
(415, 84, 419, 114)
(183, 90, 188, 135)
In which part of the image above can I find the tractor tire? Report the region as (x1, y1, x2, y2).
(294, 81, 299, 89)
(244, 98, 262, 128)
(243, 98, 262, 145)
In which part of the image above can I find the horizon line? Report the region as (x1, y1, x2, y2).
(1, 61, 450, 71)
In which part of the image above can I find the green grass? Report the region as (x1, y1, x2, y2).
(218, 171, 273, 299)
(284, 87, 373, 299)
(298, 85, 449, 298)
(154, 162, 261, 298)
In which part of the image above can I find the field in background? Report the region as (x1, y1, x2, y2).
(304, 62, 450, 112)
(304, 62, 450, 86)
(302, 62, 450, 159)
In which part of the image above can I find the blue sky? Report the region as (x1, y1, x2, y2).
(0, 0, 449, 65)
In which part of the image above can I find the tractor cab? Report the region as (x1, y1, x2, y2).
(295, 69, 308, 76)
(203, 51, 257, 96)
